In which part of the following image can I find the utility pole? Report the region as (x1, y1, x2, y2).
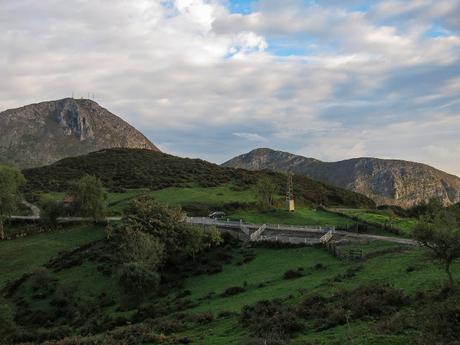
(286, 172, 295, 212)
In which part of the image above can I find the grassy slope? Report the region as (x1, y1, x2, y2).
(0, 225, 105, 289)
(152, 186, 256, 205)
(180, 243, 460, 344)
(44, 186, 257, 216)
(44, 188, 417, 235)
(333, 208, 418, 234)
(185, 246, 346, 312)
(230, 208, 354, 227)
(4, 228, 460, 344)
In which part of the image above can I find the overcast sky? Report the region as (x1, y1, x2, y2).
(1, 0, 460, 175)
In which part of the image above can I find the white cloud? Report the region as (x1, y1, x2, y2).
(1, 0, 460, 175)
(233, 132, 268, 142)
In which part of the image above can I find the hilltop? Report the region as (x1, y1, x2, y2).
(223, 148, 460, 207)
(22, 148, 375, 209)
(0, 98, 159, 168)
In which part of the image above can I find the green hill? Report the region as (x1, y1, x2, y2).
(23, 148, 375, 209)
(2, 222, 459, 345)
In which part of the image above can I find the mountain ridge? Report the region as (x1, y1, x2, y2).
(23, 148, 375, 209)
(0, 98, 159, 169)
(222, 148, 460, 207)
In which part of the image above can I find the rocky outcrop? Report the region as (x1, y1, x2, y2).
(0, 98, 159, 168)
(223, 148, 460, 207)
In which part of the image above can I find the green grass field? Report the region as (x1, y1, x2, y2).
(230, 208, 355, 227)
(174, 241, 460, 344)
(43, 185, 257, 216)
(0, 225, 105, 289)
(333, 208, 418, 235)
(42, 188, 421, 239)
(3, 224, 460, 344)
(151, 185, 256, 205)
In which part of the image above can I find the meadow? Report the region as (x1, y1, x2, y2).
(41, 186, 421, 238)
(332, 208, 418, 235)
(0, 225, 105, 289)
(2, 221, 459, 344)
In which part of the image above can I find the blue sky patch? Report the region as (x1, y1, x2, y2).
(228, 0, 257, 14)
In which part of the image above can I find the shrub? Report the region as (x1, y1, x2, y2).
(241, 299, 304, 339)
(312, 263, 325, 270)
(221, 286, 246, 297)
(415, 289, 460, 345)
(118, 263, 160, 306)
(283, 269, 304, 280)
(29, 267, 56, 298)
(153, 318, 185, 334)
(120, 228, 164, 271)
(345, 284, 406, 317)
(192, 312, 214, 325)
(40, 196, 64, 230)
(296, 284, 407, 331)
(241, 338, 288, 345)
(218, 310, 237, 318)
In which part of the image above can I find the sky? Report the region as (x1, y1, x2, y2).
(1, 0, 460, 175)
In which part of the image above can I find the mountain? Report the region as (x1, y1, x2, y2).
(23, 148, 375, 209)
(0, 98, 159, 168)
(223, 148, 460, 207)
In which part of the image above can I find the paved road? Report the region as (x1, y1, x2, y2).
(9, 210, 417, 246)
(22, 200, 40, 218)
(10, 215, 122, 222)
(186, 217, 418, 246)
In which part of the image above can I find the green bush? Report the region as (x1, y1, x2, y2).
(221, 286, 246, 297)
(40, 196, 64, 230)
(118, 262, 160, 306)
(416, 288, 460, 345)
(241, 299, 304, 340)
(283, 269, 304, 280)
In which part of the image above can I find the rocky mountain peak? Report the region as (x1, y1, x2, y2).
(223, 148, 460, 207)
(52, 98, 94, 140)
(0, 98, 159, 168)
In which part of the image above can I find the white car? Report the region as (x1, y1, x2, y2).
(209, 211, 226, 219)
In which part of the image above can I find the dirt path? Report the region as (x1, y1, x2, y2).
(22, 200, 40, 218)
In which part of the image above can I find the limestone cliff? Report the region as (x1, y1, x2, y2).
(223, 148, 460, 207)
(0, 98, 159, 168)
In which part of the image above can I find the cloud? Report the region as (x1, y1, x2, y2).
(233, 132, 268, 142)
(1, 0, 460, 175)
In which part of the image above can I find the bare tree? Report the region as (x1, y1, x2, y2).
(413, 213, 460, 287)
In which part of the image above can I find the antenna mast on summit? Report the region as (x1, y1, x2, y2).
(286, 172, 295, 212)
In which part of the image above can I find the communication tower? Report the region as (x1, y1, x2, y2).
(286, 172, 295, 212)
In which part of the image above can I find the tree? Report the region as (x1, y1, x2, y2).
(183, 226, 223, 261)
(118, 262, 161, 307)
(123, 196, 186, 261)
(120, 227, 164, 271)
(410, 197, 444, 218)
(413, 213, 460, 287)
(255, 177, 278, 209)
(39, 195, 63, 230)
(0, 165, 26, 240)
(71, 175, 106, 220)
(123, 195, 222, 265)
